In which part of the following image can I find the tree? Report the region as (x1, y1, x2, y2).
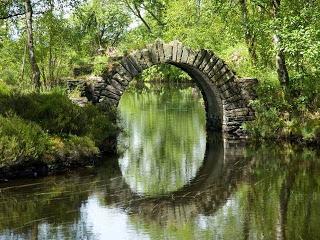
(123, 0, 152, 32)
(271, 0, 289, 85)
(74, 0, 130, 53)
(239, 0, 257, 64)
(24, 0, 41, 91)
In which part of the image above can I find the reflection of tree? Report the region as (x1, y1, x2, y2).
(244, 147, 320, 240)
(118, 83, 207, 195)
(277, 170, 296, 240)
(0, 169, 100, 239)
(124, 144, 320, 240)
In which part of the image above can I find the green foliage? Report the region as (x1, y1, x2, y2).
(0, 79, 11, 95)
(50, 135, 99, 163)
(0, 0, 319, 144)
(0, 86, 119, 170)
(73, 0, 130, 53)
(244, 78, 320, 142)
(93, 55, 109, 75)
(139, 64, 191, 82)
(0, 91, 119, 143)
(0, 115, 51, 168)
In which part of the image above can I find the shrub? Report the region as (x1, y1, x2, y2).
(0, 91, 119, 146)
(49, 136, 99, 164)
(0, 115, 51, 168)
(93, 55, 109, 75)
(0, 80, 11, 95)
(244, 77, 320, 143)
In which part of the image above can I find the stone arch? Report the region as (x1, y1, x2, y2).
(97, 40, 257, 138)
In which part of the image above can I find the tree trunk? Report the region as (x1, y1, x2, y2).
(48, 0, 54, 87)
(20, 42, 27, 82)
(272, 0, 289, 86)
(124, 0, 152, 33)
(239, 0, 257, 64)
(133, 3, 152, 33)
(24, 0, 41, 92)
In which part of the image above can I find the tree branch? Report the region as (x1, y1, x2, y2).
(0, 10, 46, 20)
(0, 11, 26, 20)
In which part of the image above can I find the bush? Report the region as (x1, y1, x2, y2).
(0, 80, 12, 95)
(49, 136, 99, 164)
(0, 115, 51, 168)
(0, 86, 120, 173)
(81, 104, 119, 145)
(244, 77, 320, 143)
(0, 91, 119, 146)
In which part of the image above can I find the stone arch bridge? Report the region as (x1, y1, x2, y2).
(70, 40, 257, 138)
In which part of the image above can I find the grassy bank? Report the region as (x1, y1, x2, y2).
(0, 82, 120, 180)
(243, 74, 320, 145)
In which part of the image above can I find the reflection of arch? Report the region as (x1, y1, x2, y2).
(0, 136, 250, 238)
(93, 40, 257, 138)
(104, 135, 249, 223)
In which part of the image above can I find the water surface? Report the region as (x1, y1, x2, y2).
(0, 83, 320, 240)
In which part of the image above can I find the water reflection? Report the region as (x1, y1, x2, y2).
(118, 83, 206, 196)
(0, 83, 320, 240)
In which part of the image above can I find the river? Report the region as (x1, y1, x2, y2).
(0, 82, 319, 240)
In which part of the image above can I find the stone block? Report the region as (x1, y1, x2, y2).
(163, 43, 173, 62)
(171, 41, 180, 62)
(101, 89, 120, 100)
(180, 47, 190, 63)
(224, 94, 243, 103)
(110, 79, 124, 92)
(208, 60, 224, 79)
(155, 40, 165, 62)
(115, 64, 131, 78)
(106, 85, 121, 96)
(128, 54, 143, 72)
(218, 82, 231, 92)
(212, 65, 228, 83)
(112, 73, 129, 86)
(186, 50, 198, 65)
(203, 55, 218, 74)
(132, 50, 148, 69)
(102, 97, 118, 106)
(193, 50, 207, 67)
(220, 89, 233, 99)
(199, 52, 212, 71)
(216, 68, 235, 86)
(141, 49, 153, 67)
(224, 108, 249, 118)
(147, 44, 159, 64)
(121, 57, 139, 76)
(176, 43, 183, 62)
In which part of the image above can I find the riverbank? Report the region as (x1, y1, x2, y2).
(0, 85, 120, 182)
(243, 78, 320, 145)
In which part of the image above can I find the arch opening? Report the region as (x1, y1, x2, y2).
(170, 62, 223, 130)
